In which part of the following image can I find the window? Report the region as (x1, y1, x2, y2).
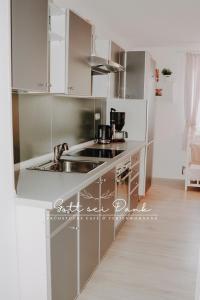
(184, 53, 200, 141)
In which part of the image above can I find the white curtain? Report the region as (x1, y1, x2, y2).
(183, 53, 200, 148)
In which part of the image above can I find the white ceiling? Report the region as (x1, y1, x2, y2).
(56, 0, 200, 49)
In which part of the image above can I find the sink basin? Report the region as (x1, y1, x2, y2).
(28, 159, 104, 174)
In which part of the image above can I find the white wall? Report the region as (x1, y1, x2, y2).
(0, 1, 19, 299)
(148, 47, 186, 179)
(107, 46, 200, 180)
(146, 47, 200, 179)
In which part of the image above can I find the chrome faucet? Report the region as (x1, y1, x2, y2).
(54, 143, 69, 163)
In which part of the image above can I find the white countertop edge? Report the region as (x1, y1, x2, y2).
(15, 197, 53, 209)
(15, 142, 145, 210)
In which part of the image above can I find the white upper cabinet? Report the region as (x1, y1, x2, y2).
(50, 9, 92, 96)
(110, 41, 125, 99)
(12, 0, 49, 92)
(92, 39, 125, 98)
(125, 51, 156, 101)
(125, 51, 146, 99)
(12, 1, 92, 95)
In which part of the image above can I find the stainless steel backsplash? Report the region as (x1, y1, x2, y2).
(12, 94, 106, 163)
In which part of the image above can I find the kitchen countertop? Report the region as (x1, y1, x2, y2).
(15, 141, 145, 209)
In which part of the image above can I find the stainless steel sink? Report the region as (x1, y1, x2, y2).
(28, 159, 104, 174)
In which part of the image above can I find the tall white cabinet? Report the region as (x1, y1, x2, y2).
(107, 51, 156, 195)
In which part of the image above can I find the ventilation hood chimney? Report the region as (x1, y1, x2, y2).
(88, 29, 125, 75)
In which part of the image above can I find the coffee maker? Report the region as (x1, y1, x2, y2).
(96, 124, 112, 144)
(110, 108, 128, 142)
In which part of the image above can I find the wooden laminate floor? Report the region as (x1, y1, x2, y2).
(78, 180, 200, 300)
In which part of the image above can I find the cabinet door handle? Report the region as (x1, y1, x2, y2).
(69, 226, 79, 231)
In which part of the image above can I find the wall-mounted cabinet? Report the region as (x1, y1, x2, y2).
(125, 51, 146, 99)
(12, 0, 49, 92)
(100, 50, 155, 101)
(92, 39, 125, 98)
(110, 42, 126, 99)
(12, 1, 92, 95)
(50, 9, 92, 96)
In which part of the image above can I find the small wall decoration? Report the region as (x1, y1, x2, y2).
(155, 67, 173, 100)
(155, 88, 163, 96)
(161, 68, 172, 77)
(155, 68, 160, 82)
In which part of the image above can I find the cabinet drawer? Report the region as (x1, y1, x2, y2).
(131, 152, 140, 165)
(130, 187, 139, 210)
(130, 162, 139, 179)
(130, 176, 139, 192)
(48, 194, 78, 234)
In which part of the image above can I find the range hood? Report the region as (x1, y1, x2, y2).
(88, 55, 125, 75)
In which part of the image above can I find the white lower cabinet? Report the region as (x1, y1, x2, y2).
(48, 170, 115, 299)
(16, 156, 141, 300)
(47, 195, 79, 300)
(100, 169, 115, 259)
(79, 181, 100, 291)
(50, 218, 78, 300)
(130, 152, 140, 210)
(79, 169, 115, 289)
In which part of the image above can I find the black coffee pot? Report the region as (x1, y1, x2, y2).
(110, 108, 125, 131)
(97, 124, 112, 144)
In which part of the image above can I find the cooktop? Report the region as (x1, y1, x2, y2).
(68, 148, 124, 159)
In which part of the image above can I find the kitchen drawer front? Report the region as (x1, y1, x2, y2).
(130, 162, 140, 179)
(48, 194, 78, 235)
(130, 187, 139, 210)
(131, 151, 140, 165)
(130, 176, 139, 192)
